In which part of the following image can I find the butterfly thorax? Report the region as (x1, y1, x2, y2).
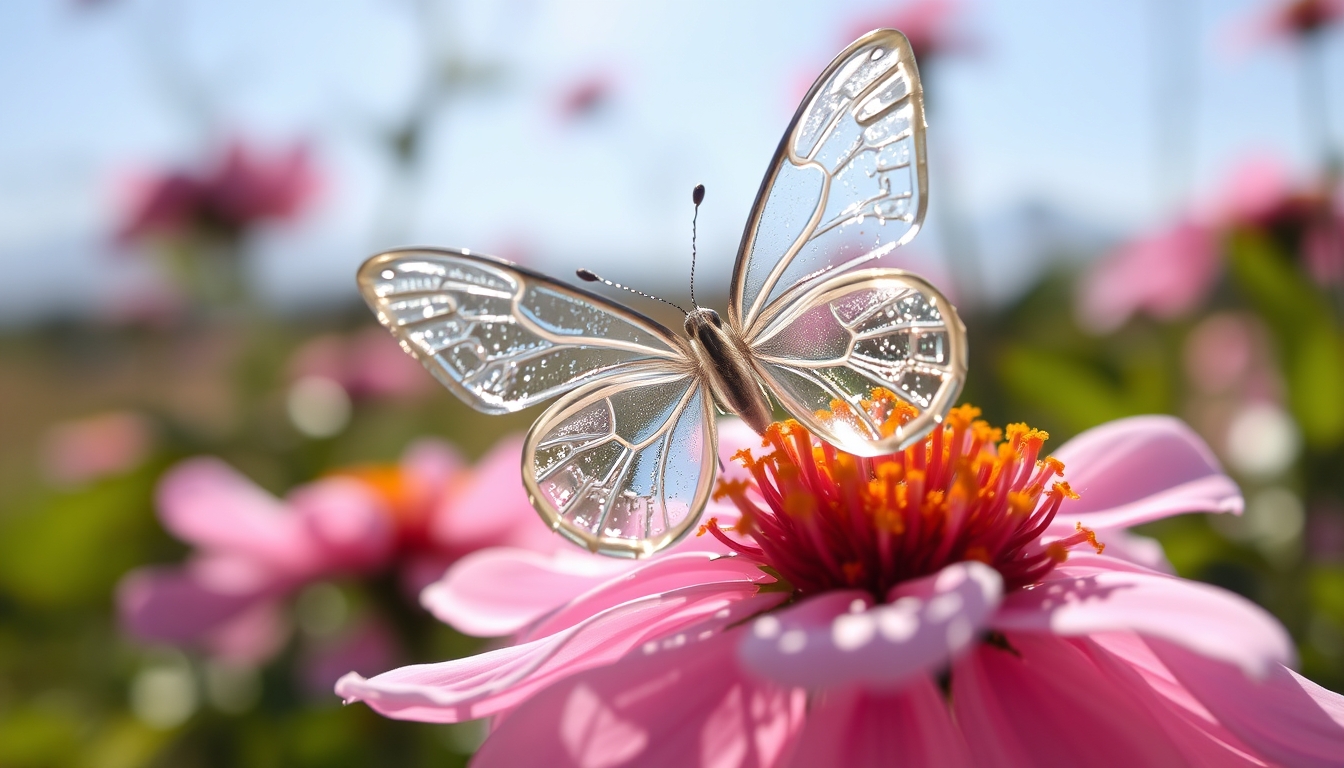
(684, 308, 774, 436)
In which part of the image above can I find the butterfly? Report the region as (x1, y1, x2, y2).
(357, 29, 967, 559)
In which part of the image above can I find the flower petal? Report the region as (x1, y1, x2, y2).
(780, 678, 972, 768)
(116, 560, 278, 643)
(156, 457, 316, 565)
(472, 628, 805, 768)
(1082, 632, 1276, 766)
(292, 478, 395, 571)
(991, 560, 1295, 678)
(519, 553, 776, 642)
(1151, 638, 1344, 768)
(952, 632, 1204, 767)
(432, 435, 549, 552)
(1045, 415, 1242, 532)
(739, 561, 1002, 689)
(336, 582, 785, 722)
(421, 548, 633, 637)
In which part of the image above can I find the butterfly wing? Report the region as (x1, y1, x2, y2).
(748, 268, 966, 457)
(730, 28, 927, 336)
(358, 248, 688, 413)
(523, 364, 717, 558)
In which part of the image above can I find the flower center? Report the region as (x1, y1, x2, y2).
(703, 390, 1103, 598)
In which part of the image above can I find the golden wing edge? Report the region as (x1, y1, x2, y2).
(355, 246, 690, 416)
(727, 27, 929, 336)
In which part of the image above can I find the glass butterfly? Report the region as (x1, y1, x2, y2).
(357, 29, 967, 558)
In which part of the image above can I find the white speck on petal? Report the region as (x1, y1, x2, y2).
(832, 613, 877, 651)
(779, 629, 807, 654)
(927, 592, 964, 622)
(946, 616, 973, 651)
(934, 565, 968, 591)
(754, 615, 782, 639)
(848, 598, 867, 614)
(877, 608, 919, 643)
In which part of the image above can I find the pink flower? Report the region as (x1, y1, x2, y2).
(117, 435, 548, 663)
(845, 0, 976, 63)
(288, 327, 433, 401)
(337, 400, 1344, 766)
(41, 411, 155, 487)
(1079, 156, 1344, 330)
(1078, 219, 1220, 333)
(1230, 0, 1344, 50)
(554, 72, 617, 124)
(117, 139, 319, 245)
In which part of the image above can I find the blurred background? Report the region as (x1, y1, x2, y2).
(1, 0, 1342, 765)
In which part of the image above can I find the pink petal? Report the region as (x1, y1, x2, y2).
(421, 548, 633, 637)
(952, 632, 1204, 767)
(336, 583, 786, 722)
(400, 437, 464, 494)
(739, 561, 1002, 689)
(156, 457, 318, 566)
(519, 553, 776, 642)
(473, 628, 805, 768)
(1045, 415, 1242, 533)
(1152, 638, 1344, 768)
(292, 477, 395, 571)
(117, 561, 278, 644)
(431, 435, 550, 553)
(1078, 220, 1220, 331)
(204, 600, 292, 665)
(991, 559, 1295, 678)
(1082, 632, 1275, 766)
(780, 677, 971, 767)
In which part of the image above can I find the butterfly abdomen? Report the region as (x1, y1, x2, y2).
(684, 309, 774, 435)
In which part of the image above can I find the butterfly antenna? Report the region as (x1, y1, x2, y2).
(575, 269, 688, 316)
(690, 183, 705, 309)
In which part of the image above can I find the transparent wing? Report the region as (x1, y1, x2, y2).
(730, 28, 927, 336)
(523, 364, 718, 558)
(749, 268, 966, 457)
(358, 248, 688, 414)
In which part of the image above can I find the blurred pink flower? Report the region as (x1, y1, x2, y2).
(117, 435, 550, 663)
(41, 411, 155, 487)
(288, 327, 433, 401)
(845, 0, 976, 63)
(1080, 156, 1344, 330)
(554, 72, 617, 124)
(117, 139, 319, 245)
(338, 406, 1344, 766)
(1230, 0, 1344, 50)
(1079, 219, 1220, 333)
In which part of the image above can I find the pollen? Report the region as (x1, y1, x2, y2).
(707, 391, 1101, 597)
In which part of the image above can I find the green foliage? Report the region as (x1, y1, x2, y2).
(1227, 231, 1344, 447)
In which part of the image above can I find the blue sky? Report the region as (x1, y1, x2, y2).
(0, 0, 1340, 323)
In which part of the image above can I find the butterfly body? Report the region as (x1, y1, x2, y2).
(359, 29, 968, 558)
(684, 308, 775, 434)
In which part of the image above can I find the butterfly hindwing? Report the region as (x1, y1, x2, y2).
(749, 268, 967, 457)
(522, 364, 718, 558)
(357, 248, 688, 414)
(730, 28, 928, 336)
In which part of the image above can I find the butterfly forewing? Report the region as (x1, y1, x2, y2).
(357, 249, 686, 414)
(731, 29, 928, 335)
(749, 268, 966, 457)
(522, 365, 718, 558)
